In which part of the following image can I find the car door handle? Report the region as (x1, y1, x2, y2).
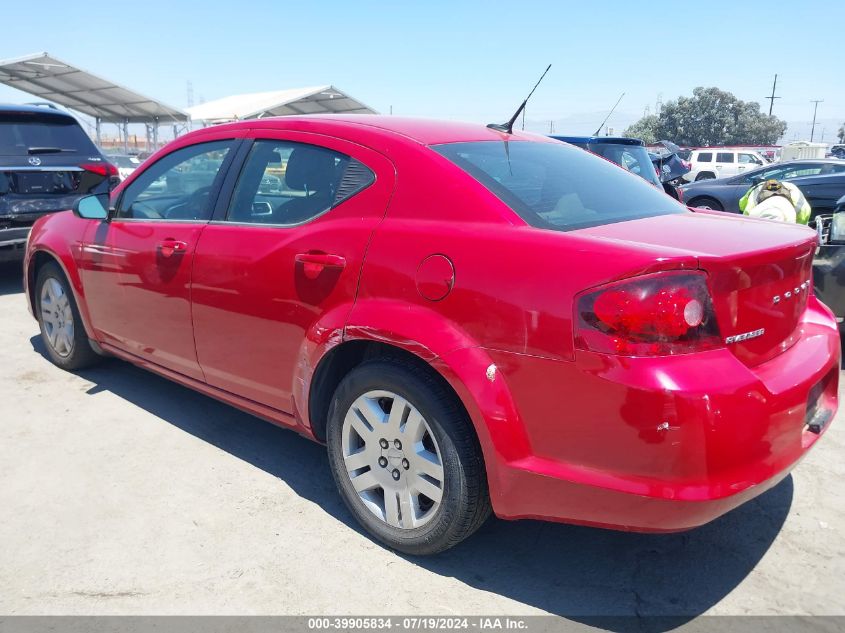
(295, 252, 346, 278)
(157, 239, 188, 258)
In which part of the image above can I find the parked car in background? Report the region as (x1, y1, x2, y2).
(789, 171, 845, 220)
(680, 159, 845, 212)
(23, 115, 839, 554)
(108, 154, 142, 180)
(648, 140, 692, 200)
(0, 104, 118, 262)
(812, 194, 845, 319)
(686, 148, 767, 181)
(550, 135, 663, 189)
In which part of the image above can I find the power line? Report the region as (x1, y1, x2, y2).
(765, 74, 780, 116)
(810, 99, 824, 142)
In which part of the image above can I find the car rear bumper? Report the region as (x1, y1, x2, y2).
(477, 296, 839, 531)
(0, 227, 30, 262)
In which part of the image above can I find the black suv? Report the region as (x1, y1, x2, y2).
(1, 104, 118, 262)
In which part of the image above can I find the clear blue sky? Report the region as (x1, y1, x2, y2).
(1, 0, 843, 140)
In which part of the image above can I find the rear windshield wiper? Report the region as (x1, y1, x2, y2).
(27, 147, 76, 155)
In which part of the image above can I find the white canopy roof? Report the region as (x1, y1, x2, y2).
(0, 52, 188, 123)
(186, 85, 376, 123)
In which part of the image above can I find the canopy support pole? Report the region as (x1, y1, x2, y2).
(95, 117, 102, 147)
(153, 117, 159, 151)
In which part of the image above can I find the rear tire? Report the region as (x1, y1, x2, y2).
(326, 357, 491, 555)
(689, 196, 723, 211)
(35, 262, 101, 371)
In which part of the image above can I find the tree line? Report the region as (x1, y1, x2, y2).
(624, 87, 788, 146)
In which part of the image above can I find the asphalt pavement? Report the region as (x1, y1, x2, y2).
(1, 260, 843, 629)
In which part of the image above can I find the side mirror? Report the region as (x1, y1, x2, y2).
(73, 194, 110, 220)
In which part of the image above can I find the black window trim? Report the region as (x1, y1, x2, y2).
(112, 138, 243, 223)
(211, 137, 377, 228)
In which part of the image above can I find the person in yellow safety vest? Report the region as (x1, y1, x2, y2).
(738, 178, 812, 224)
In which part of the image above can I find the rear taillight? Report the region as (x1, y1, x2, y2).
(80, 162, 118, 177)
(575, 271, 722, 356)
(676, 186, 684, 202)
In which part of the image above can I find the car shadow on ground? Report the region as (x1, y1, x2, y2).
(28, 336, 793, 631)
(0, 261, 24, 296)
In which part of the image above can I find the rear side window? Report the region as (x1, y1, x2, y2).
(716, 152, 735, 163)
(0, 112, 98, 156)
(697, 152, 712, 162)
(225, 139, 374, 226)
(434, 141, 683, 232)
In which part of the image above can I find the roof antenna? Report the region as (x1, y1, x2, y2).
(488, 64, 552, 134)
(593, 92, 625, 137)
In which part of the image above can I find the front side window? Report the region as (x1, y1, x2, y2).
(434, 140, 684, 232)
(716, 152, 735, 163)
(738, 153, 759, 164)
(225, 140, 374, 225)
(115, 140, 232, 221)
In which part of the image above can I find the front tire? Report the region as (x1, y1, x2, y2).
(36, 262, 101, 371)
(326, 358, 490, 555)
(689, 196, 724, 211)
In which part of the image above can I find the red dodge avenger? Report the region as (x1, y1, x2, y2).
(24, 115, 839, 554)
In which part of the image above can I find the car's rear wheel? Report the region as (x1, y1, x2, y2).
(326, 358, 490, 555)
(36, 262, 100, 371)
(689, 196, 723, 211)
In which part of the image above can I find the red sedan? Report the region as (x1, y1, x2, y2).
(23, 116, 839, 554)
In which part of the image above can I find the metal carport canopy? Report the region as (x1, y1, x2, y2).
(0, 52, 188, 124)
(186, 86, 377, 123)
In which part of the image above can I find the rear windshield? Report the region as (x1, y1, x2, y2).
(0, 112, 98, 156)
(434, 140, 684, 231)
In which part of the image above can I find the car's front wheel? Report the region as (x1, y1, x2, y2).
(36, 262, 101, 371)
(689, 196, 724, 211)
(326, 358, 490, 555)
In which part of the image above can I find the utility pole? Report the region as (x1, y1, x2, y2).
(810, 99, 824, 142)
(186, 80, 194, 108)
(765, 74, 780, 116)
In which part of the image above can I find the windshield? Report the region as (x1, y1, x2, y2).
(434, 140, 684, 231)
(0, 113, 98, 156)
(587, 142, 662, 187)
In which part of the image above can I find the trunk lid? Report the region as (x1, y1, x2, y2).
(576, 210, 817, 366)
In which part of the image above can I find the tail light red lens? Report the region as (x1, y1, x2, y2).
(80, 162, 118, 177)
(575, 271, 722, 356)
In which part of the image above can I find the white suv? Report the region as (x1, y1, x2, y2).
(686, 149, 766, 182)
